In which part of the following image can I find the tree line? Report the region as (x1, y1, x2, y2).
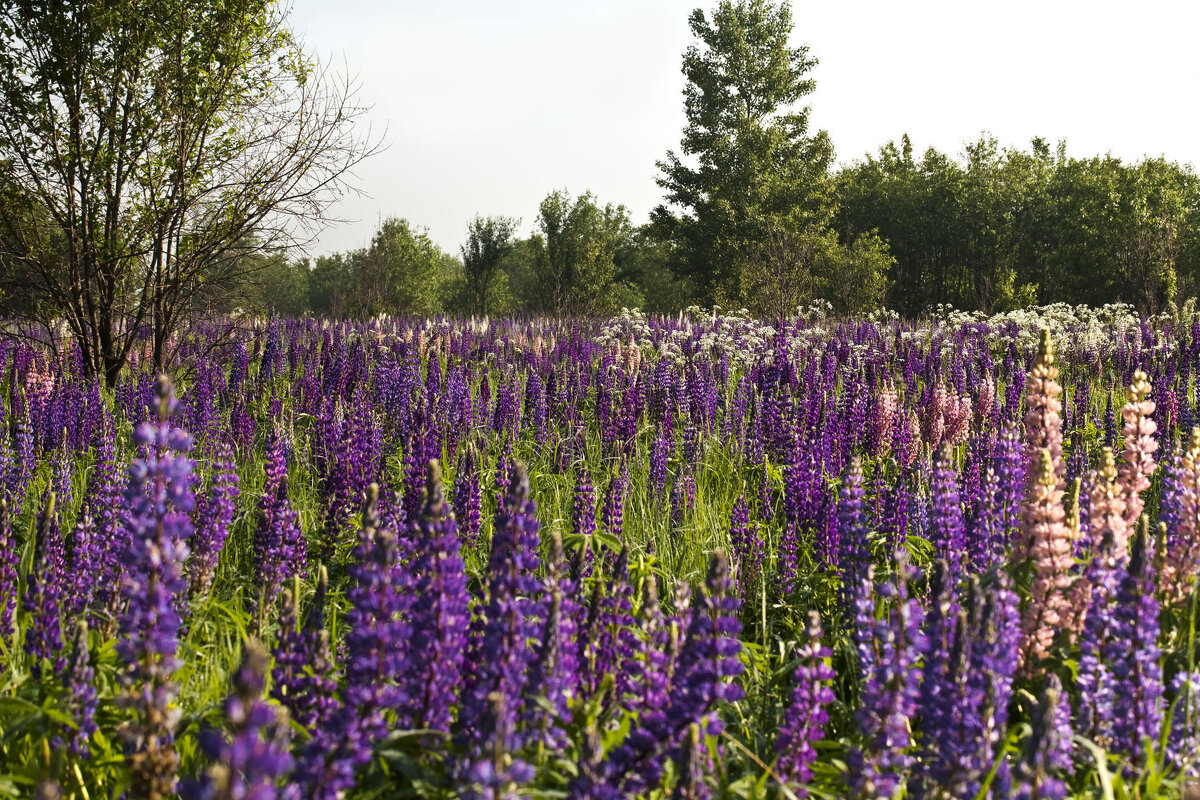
(0, 0, 1197, 385)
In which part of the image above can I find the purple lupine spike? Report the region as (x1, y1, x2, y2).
(838, 458, 870, 618)
(297, 486, 408, 799)
(1013, 674, 1073, 800)
(1167, 671, 1200, 779)
(62, 620, 97, 759)
(453, 690, 535, 800)
(461, 461, 542, 746)
(776, 610, 835, 793)
(587, 551, 743, 798)
(189, 442, 239, 597)
(580, 545, 637, 700)
(728, 494, 764, 600)
(524, 529, 579, 747)
(255, 434, 306, 608)
(651, 430, 671, 498)
(452, 444, 483, 547)
(64, 505, 97, 623)
(272, 570, 337, 732)
(23, 491, 66, 677)
(183, 639, 298, 800)
(849, 551, 926, 800)
(572, 463, 597, 577)
(404, 461, 469, 733)
(1108, 525, 1164, 764)
(0, 501, 15, 639)
(116, 375, 194, 799)
(601, 460, 630, 543)
(930, 445, 967, 582)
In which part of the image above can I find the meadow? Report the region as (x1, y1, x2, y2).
(1, 303, 1198, 799)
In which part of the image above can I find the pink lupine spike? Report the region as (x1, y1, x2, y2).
(1119, 369, 1157, 537)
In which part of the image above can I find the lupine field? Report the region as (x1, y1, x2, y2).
(6, 304, 1200, 798)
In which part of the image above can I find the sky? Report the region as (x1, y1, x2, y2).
(288, 0, 1200, 258)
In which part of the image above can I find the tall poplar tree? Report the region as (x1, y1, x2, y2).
(654, 0, 834, 304)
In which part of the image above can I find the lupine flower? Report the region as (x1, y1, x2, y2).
(1018, 449, 1075, 670)
(62, 621, 97, 759)
(297, 485, 409, 798)
(453, 444, 483, 547)
(190, 442, 239, 597)
(776, 610, 835, 792)
(460, 462, 542, 748)
(1118, 370, 1157, 535)
(184, 639, 298, 800)
(728, 494, 764, 599)
(272, 570, 337, 732)
(116, 375, 194, 800)
(24, 491, 66, 677)
(930, 445, 966, 582)
(0, 501, 15, 639)
(1108, 525, 1164, 764)
(255, 432, 305, 606)
(1165, 428, 1200, 601)
(405, 461, 470, 733)
(849, 551, 926, 800)
(1013, 674, 1073, 800)
(524, 529, 579, 746)
(1023, 329, 1065, 498)
(1167, 671, 1200, 778)
(838, 458, 870, 616)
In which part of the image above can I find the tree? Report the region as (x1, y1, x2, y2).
(654, 0, 834, 304)
(0, 0, 377, 383)
(529, 190, 637, 314)
(460, 215, 518, 316)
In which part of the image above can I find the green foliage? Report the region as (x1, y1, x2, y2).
(518, 189, 639, 315)
(303, 218, 458, 318)
(835, 134, 1200, 316)
(460, 215, 519, 316)
(654, 0, 835, 305)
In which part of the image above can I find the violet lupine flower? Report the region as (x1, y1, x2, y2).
(572, 463, 597, 577)
(272, 570, 337, 732)
(189, 442, 239, 597)
(775, 610, 835, 793)
(651, 429, 671, 497)
(849, 552, 926, 800)
(1167, 671, 1200, 778)
(590, 551, 743, 798)
(601, 460, 630, 543)
(629, 576, 671, 719)
(1107, 525, 1164, 764)
(184, 639, 298, 800)
(404, 461, 470, 733)
(297, 486, 408, 799)
(930, 445, 966, 583)
(453, 690, 535, 800)
(838, 458, 870, 617)
(453, 445, 483, 547)
(1013, 674, 1073, 800)
(580, 546, 637, 700)
(62, 621, 97, 759)
(23, 491, 66, 678)
(1164, 427, 1200, 603)
(524, 529, 579, 747)
(728, 494, 764, 600)
(116, 375, 195, 800)
(460, 462, 542, 748)
(0, 501, 15, 639)
(255, 432, 306, 606)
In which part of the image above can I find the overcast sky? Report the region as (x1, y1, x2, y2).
(288, 0, 1200, 258)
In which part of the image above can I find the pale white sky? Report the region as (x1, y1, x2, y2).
(289, 0, 1200, 258)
